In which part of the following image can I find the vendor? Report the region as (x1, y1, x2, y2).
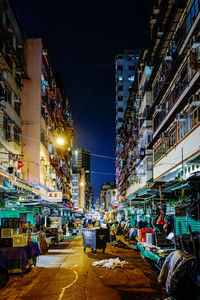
(110, 221, 118, 245)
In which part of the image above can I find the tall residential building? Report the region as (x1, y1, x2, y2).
(115, 49, 139, 131)
(22, 38, 74, 199)
(72, 166, 85, 210)
(117, 49, 153, 203)
(0, 0, 25, 177)
(74, 148, 90, 183)
(150, 0, 200, 185)
(116, 0, 200, 209)
(100, 182, 116, 212)
(74, 147, 93, 210)
(115, 49, 139, 201)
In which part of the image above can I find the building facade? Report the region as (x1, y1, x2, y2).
(150, 0, 200, 184)
(74, 148, 93, 210)
(0, 0, 25, 177)
(100, 182, 116, 212)
(116, 0, 200, 205)
(115, 49, 139, 202)
(22, 38, 74, 199)
(72, 166, 85, 210)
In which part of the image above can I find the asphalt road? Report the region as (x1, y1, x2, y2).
(0, 236, 167, 300)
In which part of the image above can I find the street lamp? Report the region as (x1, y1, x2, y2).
(56, 137, 65, 146)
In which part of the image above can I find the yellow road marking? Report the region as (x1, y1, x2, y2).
(58, 265, 78, 300)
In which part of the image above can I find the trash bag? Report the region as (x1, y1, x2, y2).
(158, 250, 200, 300)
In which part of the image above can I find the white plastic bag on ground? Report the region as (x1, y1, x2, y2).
(92, 257, 127, 269)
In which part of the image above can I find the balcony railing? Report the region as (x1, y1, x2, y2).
(153, 61, 191, 132)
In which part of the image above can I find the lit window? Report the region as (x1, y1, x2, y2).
(128, 76, 135, 81)
(118, 76, 123, 81)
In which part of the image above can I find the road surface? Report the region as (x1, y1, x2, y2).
(0, 236, 167, 300)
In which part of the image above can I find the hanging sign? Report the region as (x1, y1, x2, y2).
(47, 191, 62, 202)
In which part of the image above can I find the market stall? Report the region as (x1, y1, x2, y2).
(0, 242, 40, 274)
(0, 217, 40, 274)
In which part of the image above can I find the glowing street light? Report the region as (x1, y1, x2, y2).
(56, 137, 65, 146)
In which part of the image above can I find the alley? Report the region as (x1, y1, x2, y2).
(0, 237, 167, 300)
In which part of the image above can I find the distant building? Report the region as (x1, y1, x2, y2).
(115, 49, 139, 131)
(115, 49, 139, 202)
(74, 148, 93, 211)
(85, 184, 94, 211)
(95, 198, 100, 211)
(72, 166, 85, 210)
(100, 182, 116, 212)
(74, 148, 90, 183)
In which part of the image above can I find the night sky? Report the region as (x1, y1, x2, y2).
(13, 0, 153, 201)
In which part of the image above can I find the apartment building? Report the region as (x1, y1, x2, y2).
(0, 0, 25, 177)
(74, 148, 93, 210)
(150, 0, 200, 184)
(126, 50, 153, 200)
(22, 39, 74, 199)
(116, 0, 200, 203)
(100, 182, 116, 212)
(72, 166, 85, 210)
(115, 49, 139, 201)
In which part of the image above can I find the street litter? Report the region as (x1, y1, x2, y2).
(92, 257, 127, 269)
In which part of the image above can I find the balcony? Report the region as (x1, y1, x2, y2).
(153, 60, 200, 138)
(40, 129, 48, 149)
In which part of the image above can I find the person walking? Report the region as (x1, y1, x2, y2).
(110, 221, 118, 245)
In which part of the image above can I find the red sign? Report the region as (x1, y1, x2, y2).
(17, 160, 24, 169)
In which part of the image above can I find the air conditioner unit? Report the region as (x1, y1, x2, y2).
(42, 49, 48, 55)
(157, 27, 164, 38)
(190, 36, 200, 49)
(150, 15, 156, 24)
(17, 43, 23, 49)
(1, 228, 14, 238)
(7, 24, 13, 33)
(189, 94, 200, 106)
(176, 113, 186, 122)
(15, 68, 22, 75)
(153, 6, 160, 15)
(8, 120, 15, 126)
(155, 105, 162, 112)
(136, 95, 141, 101)
(164, 52, 173, 62)
(14, 96, 21, 103)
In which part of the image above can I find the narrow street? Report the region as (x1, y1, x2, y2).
(0, 237, 167, 300)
